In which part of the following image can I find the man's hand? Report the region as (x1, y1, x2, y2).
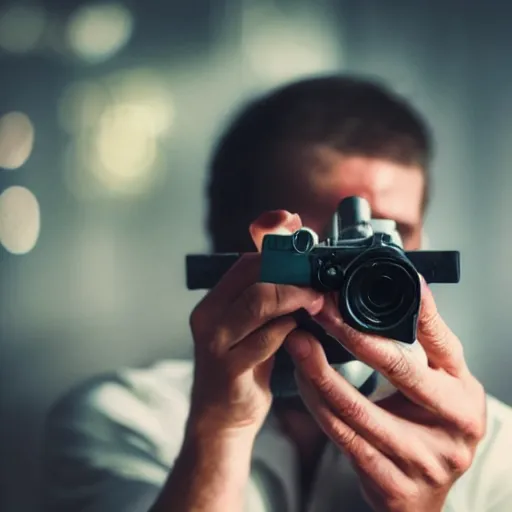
(285, 275, 487, 512)
(158, 211, 325, 512)
(188, 210, 324, 439)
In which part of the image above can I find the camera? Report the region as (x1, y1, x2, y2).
(186, 196, 460, 396)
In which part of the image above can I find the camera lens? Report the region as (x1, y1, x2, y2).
(367, 275, 397, 308)
(343, 257, 419, 331)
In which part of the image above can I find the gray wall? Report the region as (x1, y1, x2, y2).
(1, 1, 511, 510)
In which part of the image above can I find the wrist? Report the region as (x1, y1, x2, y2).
(160, 419, 255, 511)
(153, 424, 255, 512)
(187, 399, 263, 443)
(184, 413, 257, 465)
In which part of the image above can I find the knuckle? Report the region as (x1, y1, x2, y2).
(429, 329, 450, 352)
(382, 353, 412, 382)
(421, 307, 440, 336)
(312, 371, 337, 397)
(200, 324, 233, 359)
(443, 445, 474, 475)
(251, 328, 274, 356)
(272, 284, 285, 312)
(240, 284, 285, 321)
(240, 285, 268, 321)
(351, 439, 377, 467)
(457, 415, 486, 443)
(341, 398, 370, 425)
(417, 459, 451, 488)
(333, 425, 362, 455)
(449, 379, 487, 442)
(207, 331, 228, 359)
(190, 305, 210, 341)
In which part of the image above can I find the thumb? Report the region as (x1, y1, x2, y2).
(249, 210, 302, 252)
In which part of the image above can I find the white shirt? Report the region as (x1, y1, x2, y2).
(43, 359, 512, 512)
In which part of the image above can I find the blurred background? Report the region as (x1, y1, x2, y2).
(1, 0, 511, 510)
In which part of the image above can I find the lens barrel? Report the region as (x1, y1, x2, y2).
(342, 253, 419, 331)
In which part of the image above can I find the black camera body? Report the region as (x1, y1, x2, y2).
(261, 224, 424, 344)
(186, 196, 460, 397)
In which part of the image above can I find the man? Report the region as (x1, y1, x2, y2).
(43, 75, 512, 512)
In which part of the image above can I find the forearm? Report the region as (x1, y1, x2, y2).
(150, 422, 255, 512)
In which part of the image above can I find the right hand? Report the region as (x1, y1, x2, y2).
(187, 211, 325, 438)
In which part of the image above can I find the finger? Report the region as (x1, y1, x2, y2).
(288, 333, 478, 488)
(287, 317, 463, 429)
(190, 253, 261, 340)
(192, 213, 300, 332)
(293, 353, 459, 493)
(249, 210, 302, 252)
(227, 316, 299, 372)
(417, 275, 467, 375)
(286, 331, 415, 461)
(213, 284, 324, 353)
(355, 466, 415, 510)
(294, 367, 409, 497)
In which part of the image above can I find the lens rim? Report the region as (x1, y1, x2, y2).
(341, 255, 419, 332)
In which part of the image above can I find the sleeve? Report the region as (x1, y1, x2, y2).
(42, 375, 181, 512)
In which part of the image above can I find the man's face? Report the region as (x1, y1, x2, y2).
(282, 149, 425, 250)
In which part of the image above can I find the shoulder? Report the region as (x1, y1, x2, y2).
(49, 359, 194, 421)
(45, 359, 195, 479)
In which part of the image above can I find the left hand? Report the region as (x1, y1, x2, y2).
(285, 277, 487, 512)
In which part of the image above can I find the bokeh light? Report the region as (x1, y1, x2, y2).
(105, 68, 175, 136)
(0, 112, 35, 170)
(241, 4, 340, 85)
(62, 68, 174, 197)
(0, 4, 47, 54)
(67, 3, 134, 63)
(93, 103, 158, 189)
(0, 186, 41, 255)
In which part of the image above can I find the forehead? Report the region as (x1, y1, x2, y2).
(285, 151, 424, 231)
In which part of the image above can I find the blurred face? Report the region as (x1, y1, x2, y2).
(281, 148, 425, 250)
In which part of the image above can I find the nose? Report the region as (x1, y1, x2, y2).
(336, 167, 393, 209)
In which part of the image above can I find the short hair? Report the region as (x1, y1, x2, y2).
(206, 74, 433, 253)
